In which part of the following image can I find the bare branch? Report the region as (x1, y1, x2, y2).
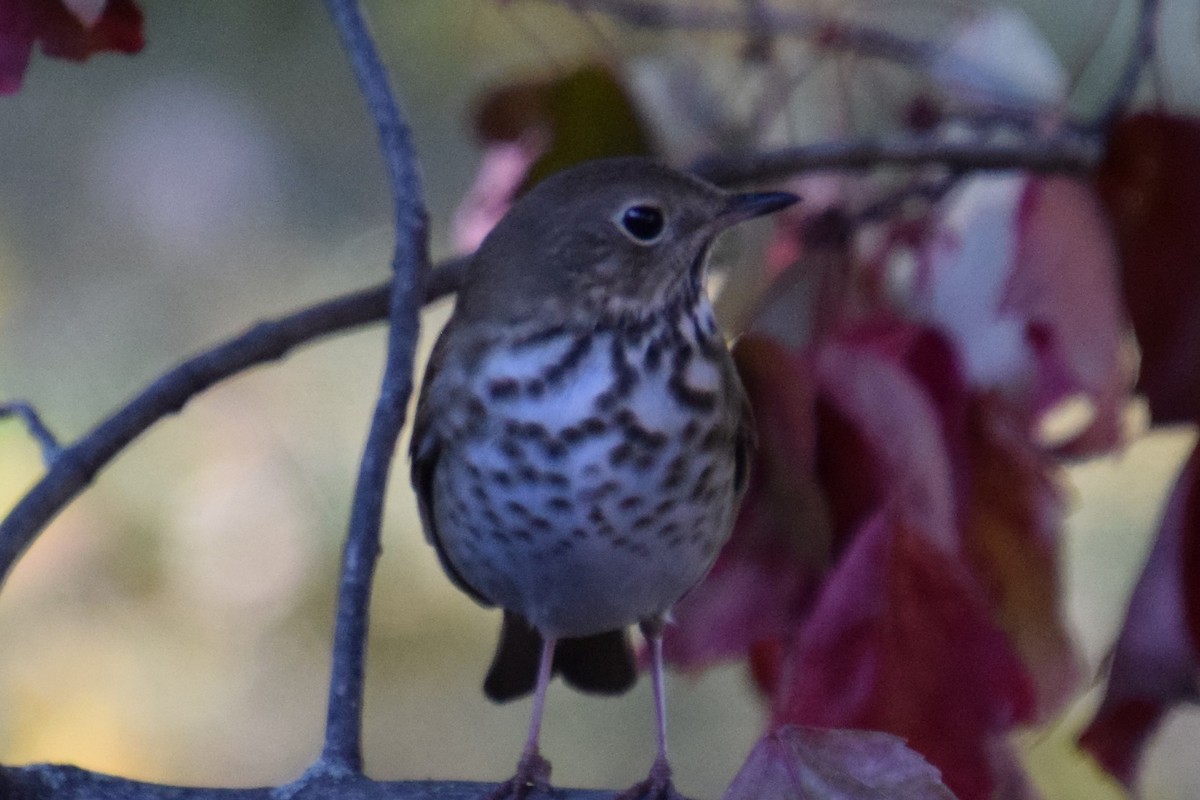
(317, 0, 430, 778)
(0, 401, 62, 465)
(690, 132, 1102, 186)
(549, 0, 933, 66)
(0, 765, 614, 800)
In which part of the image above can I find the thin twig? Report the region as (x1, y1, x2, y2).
(1092, 0, 1159, 131)
(318, 0, 429, 777)
(0, 402, 63, 465)
(690, 132, 1102, 186)
(554, 0, 934, 67)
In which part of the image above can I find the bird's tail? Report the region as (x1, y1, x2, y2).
(483, 611, 637, 702)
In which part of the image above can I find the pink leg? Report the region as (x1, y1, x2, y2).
(488, 636, 556, 800)
(617, 620, 686, 800)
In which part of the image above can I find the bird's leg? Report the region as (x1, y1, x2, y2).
(488, 636, 556, 800)
(616, 619, 687, 800)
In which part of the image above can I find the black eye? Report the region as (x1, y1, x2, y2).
(620, 204, 665, 242)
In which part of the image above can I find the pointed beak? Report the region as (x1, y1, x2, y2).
(719, 190, 801, 226)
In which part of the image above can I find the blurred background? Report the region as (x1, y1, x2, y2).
(0, 1, 1197, 798)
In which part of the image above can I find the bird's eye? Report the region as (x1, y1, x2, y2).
(618, 204, 665, 243)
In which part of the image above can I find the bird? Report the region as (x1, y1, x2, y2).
(410, 156, 798, 800)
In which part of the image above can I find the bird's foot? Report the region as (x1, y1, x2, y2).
(615, 757, 688, 800)
(486, 749, 552, 800)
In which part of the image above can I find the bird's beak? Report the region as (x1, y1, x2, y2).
(718, 190, 801, 227)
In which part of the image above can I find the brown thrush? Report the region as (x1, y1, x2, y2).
(410, 157, 797, 800)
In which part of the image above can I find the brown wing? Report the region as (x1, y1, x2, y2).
(409, 324, 493, 607)
(722, 349, 756, 497)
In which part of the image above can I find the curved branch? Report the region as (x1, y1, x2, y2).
(317, 0, 430, 777)
(0, 259, 464, 596)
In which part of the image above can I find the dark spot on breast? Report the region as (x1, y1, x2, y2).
(580, 416, 607, 436)
(530, 516, 552, 532)
(669, 376, 717, 412)
(513, 325, 568, 348)
(660, 455, 688, 491)
(541, 439, 568, 460)
(525, 378, 546, 398)
(490, 470, 513, 487)
(595, 335, 639, 412)
(544, 333, 593, 385)
(615, 409, 669, 451)
(609, 441, 634, 467)
(582, 480, 620, 502)
(548, 496, 572, 512)
(633, 453, 658, 472)
(488, 378, 520, 400)
(619, 496, 643, 512)
(506, 500, 530, 517)
(506, 420, 549, 440)
(644, 339, 662, 371)
(700, 426, 728, 451)
(632, 514, 655, 531)
(545, 471, 570, 488)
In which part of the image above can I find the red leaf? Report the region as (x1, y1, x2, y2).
(911, 175, 1131, 455)
(775, 514, 1036, 800)
(1008, 177, 1131, 455)
(0, 0, 37, 93)
(1, 0, 144, 95)
(1078, 441, 1200, 786)
(815, 335, 958, 551)
(961, 396, 1079, 716)
(1096, 112, 1200, 424)
(455, 64, 653, 250)
(724, 726, 957, 800)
